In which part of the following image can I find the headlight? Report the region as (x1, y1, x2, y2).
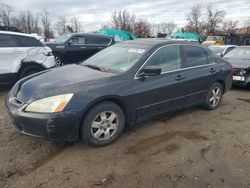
(25, 93, 73, 113)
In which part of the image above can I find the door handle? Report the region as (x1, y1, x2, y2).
(209, 68, 217, 73)
(175, 75, 185, 81)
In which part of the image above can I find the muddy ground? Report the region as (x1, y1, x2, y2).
(0, 86, 250, 188)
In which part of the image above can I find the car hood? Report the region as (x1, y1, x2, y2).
(223, 58, 250, 69)
(14, 65, 117, 103)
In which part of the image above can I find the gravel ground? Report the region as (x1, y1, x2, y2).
(0, 86, 250, 188)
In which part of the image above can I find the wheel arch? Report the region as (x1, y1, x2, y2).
(216, 80, 225, 93)
(82, 96, 130, 125)
(17, 62, 45, 78)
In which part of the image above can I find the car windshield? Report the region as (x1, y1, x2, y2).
(82, 43, 149, 74)
(224, 47, 250, 60)
(209, 46, 226, 54)
(54, 34, 72, 43)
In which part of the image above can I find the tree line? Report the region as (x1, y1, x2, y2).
(0, 2, 248, 39)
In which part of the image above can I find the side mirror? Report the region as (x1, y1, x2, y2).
(68, 40, 73, 46)
(138, 66, 161, 77)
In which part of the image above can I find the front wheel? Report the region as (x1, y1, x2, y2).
(203, 82, 223, 110)
(81, 101, 125, 147)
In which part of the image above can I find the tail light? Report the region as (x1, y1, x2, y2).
(228, 67, 235, 73)
(44, 52, 53, 56)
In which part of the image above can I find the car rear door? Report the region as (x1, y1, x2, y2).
(0, 34, 24, 74)
(132, 45, 187, 121)
(181, 45, 220, 106)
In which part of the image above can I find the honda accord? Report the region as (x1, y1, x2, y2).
(6, 39, 233, 147)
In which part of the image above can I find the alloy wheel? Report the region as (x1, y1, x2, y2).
(209, 87, 221, 107)
(91, 111, 119, 141)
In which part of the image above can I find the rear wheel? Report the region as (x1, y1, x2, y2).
(54, 54, 64, 66)
(19, 65, 43, 79)
(203, 82, 223, 110)
(81, 101, 125, 147)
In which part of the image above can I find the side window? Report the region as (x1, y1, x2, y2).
(146, 45, 181, 72)
(224, 47, 234, 55)
(183, 46, 208, 67)
(86, 36, 111, 45)
(15, 36, 34, 47)
(70, 36, 85, 45)
(0, 34, 19, 47)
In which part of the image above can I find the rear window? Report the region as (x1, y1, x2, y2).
(15, 36, 44, 47)
(0, 34, 19, 47)
(86, 36, 111, 46)
(183, 46, 208, 67)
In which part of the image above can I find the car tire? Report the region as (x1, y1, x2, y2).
(19, 65, 43, 79)
(81, 101, 125, 147)
(54, 54, 63, 66)
(203, 82, 223, 110)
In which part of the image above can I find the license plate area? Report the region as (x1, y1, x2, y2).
(233, 76, 245, 81)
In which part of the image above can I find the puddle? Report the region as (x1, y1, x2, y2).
(127, 131, 207, 154)
(237, 98, 250, 103)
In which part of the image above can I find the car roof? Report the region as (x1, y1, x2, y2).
(0, 31, 35, 38)
(123, 38, 201, 47)
(72, 33, 113, 39)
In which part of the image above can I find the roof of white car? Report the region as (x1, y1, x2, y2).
(0, 31, 35, 38)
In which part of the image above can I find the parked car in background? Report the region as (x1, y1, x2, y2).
(209, 45, 237, 57)
(202, 35, 225, 46)
(223, 46, 250, 87)
(6, 39, 233, 147)
(0, 31, 56, 85)
(46, 33, 114, 66)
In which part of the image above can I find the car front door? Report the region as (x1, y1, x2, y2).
(181, 45, 220, 106)
(0, 34, 24, 75)
(64, 35, 86, 63)
(132, 45, 187, 121)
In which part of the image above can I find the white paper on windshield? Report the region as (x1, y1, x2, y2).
(128, 48, 145, 54)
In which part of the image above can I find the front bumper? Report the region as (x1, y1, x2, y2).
(5, 94, 82, 142)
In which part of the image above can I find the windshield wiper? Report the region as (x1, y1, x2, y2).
(84, 64, 102, 72)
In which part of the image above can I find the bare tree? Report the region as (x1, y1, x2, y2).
(157, 22, 176, 34)
(0, 3, 13, 29)
(41, 10, 54, 38)
(205, 4, 225, 34)
(185, 4, 203, 34)
(55, 16, 68, 35)
(222, 20, 238, 33)
(12, 10, 41, 34)
(111, 10, 135, 32)
(70, 17, 82, 33)
(133, 19, 151, 37)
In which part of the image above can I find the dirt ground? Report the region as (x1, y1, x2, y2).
(0, 86, 250, 188)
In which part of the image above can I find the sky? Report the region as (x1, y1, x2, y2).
(2, 0, 250, 32)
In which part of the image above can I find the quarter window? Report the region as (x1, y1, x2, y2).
(0, 34, 19, 47)
(183, 46, 208, 67)
(15, 36, 43, 47)
(146, 45, 181, 72)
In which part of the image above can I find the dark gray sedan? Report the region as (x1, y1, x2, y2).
(6, 39, 233, 147)
(223, 46, 250, 87)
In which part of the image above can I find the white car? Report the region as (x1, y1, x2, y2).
(0, 31, 56, 85)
